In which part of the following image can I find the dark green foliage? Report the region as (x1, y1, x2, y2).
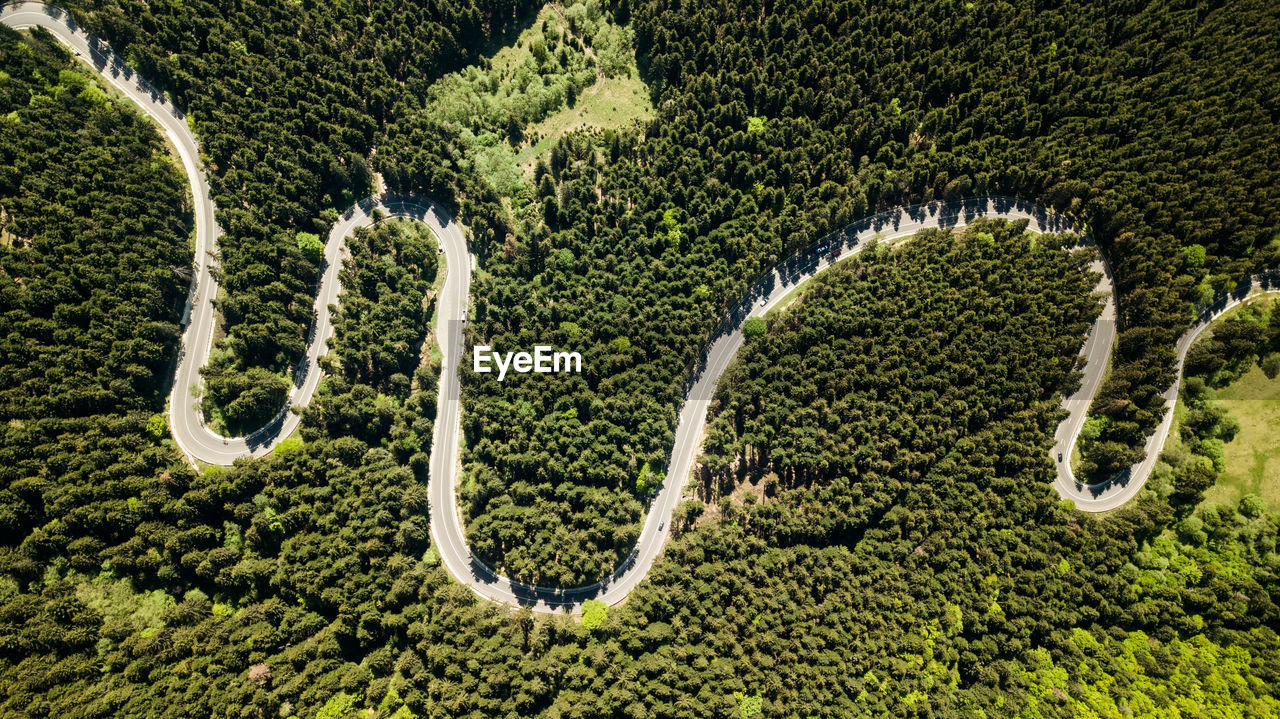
(12, 213, 1280, 718)
(200, 364, 289, 436)
(303, 219, 439, 455)
(327, 220, 437, 393)
(65, 0, 540, 424)
(6, 0, 1280, 716)
(1183, 298, 1280, 388)
(0, 26, 193, 585)
(383, 0, 1280, 580)
(701, 222, 1100, 510)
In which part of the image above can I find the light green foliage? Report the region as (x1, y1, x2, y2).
(747, 115, 766, 134)
(422, 546, 440, 566)
(146, 413, 167, 440)
(557, 247, 575, 270)
(377, 685, 416, 717)
(1182, 242, 1207, 270)
(297, 231, 324, 263)
(1199, 436, 1225, 471)
(580, 599, 607, 630)
(559, 320, 582, 340)
(414, 0, 648, 195)
(315, 692, 356, 719)
(742, 316, 768, 339)
(943, 603, 963, 636)
(273, 435, 304, 457)
(75, 574, 174, 633)
(1239, 493, 1266, 517)
(661, 208, 683, 246)
(635, 461, 652, 494)
(1018, 631, 1280, 718)
(734, 691, 764, 719)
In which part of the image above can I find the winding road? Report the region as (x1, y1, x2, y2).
(8, 2, 1279, 613)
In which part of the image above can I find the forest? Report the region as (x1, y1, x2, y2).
(62, 0, 542, 432)
(44, 0, 1280, 581)
(0, 24, 192, 597)
(380, 0, 1280, 581)
(3, 0, 1280, 716)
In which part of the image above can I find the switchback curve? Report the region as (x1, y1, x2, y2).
(9, 2, 1277, 615)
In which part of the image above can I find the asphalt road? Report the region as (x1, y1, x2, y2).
(11, 3, 1276, 613)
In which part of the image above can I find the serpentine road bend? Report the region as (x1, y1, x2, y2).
(9, 3, 1280, 613)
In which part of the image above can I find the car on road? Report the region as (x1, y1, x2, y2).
(658, 521, 665, 531)
(1057, 451, 1063, 462)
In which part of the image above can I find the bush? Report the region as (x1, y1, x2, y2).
(297, 232, 324, 264)
(580, 599, 608, 631)
(1261, 353, 1280, 379)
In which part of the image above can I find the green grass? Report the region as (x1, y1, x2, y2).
(1200, 364, 1280, 510)
(1167, 295, 1280, 511)
(414, 0, 651, 195)
(427, 228, 448, 366)
(272, 430, 304, 458)
(515, 74, 652, 174)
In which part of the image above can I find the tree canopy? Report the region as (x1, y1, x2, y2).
(5, 0, 1280, 716)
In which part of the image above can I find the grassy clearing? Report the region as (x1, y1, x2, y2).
(1164, 295, 1280, 511)
(766, 279, 811, 318)
(271, 425, 305, 459)
(1200, 364, 1280, 510)
(414, 0, 651, 199)
(515, 73, 651, 174)
(425, 232, 447, 369)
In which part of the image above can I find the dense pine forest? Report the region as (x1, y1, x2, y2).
(0, 24, 193, 604)
(3, 0, 1280, 716)
(382, 0, 1280, 582)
